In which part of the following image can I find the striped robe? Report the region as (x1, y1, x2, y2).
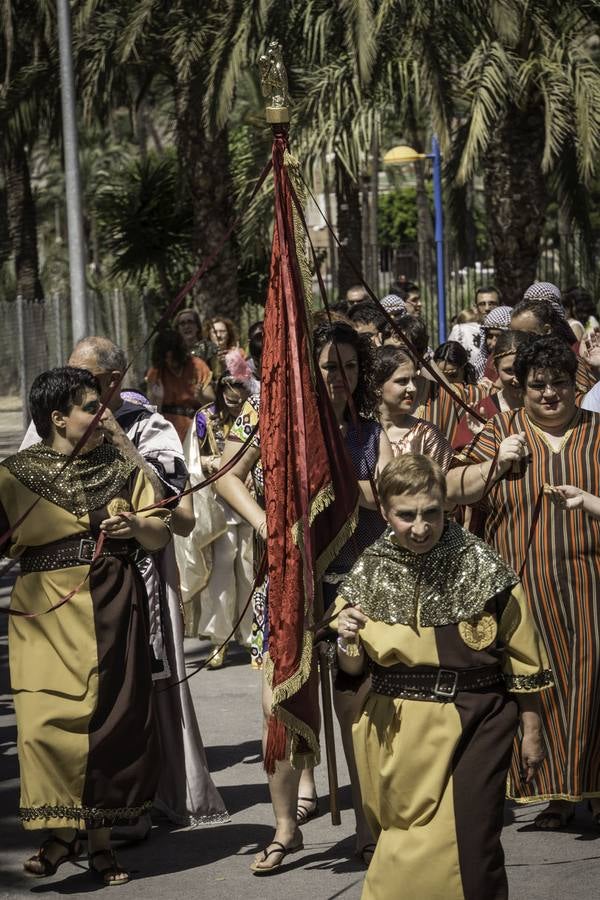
(457, 407, 600, 801)
(414, 381, 488, 446)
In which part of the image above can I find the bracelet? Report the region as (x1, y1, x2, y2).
(162, 512, 173, 540)
(337, 636, 363, 658)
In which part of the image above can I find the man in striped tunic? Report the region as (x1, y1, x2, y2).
(456, 335, 600, 830)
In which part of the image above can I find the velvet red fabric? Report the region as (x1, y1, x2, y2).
(261, 130, 358, 770)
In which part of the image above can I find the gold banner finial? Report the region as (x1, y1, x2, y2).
(259, 40, 290, 124)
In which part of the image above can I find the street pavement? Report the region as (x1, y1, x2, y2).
(1, 411, 600, 898)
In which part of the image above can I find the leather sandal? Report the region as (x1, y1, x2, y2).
(296, 794, 319, 826)
(88, 849, 130, 886)
(533, 808, 575, 830)
(24, 833, 81, 877)
(357, 842, 377, 867)
(250, 840, 304, 875)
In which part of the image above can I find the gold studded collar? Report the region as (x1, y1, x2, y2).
(340, 522, 518, 627)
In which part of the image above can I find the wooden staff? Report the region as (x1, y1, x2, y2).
(315, 582, 341, 826)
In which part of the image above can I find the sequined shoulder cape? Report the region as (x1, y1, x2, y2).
(1, 442, 136, 517)
(340, 521, 519, 627)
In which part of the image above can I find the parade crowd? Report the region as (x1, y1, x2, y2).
(4, 279, 600, 899)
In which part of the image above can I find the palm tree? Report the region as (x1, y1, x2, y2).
(77, 0, 267, 322)
(0, 1, 57, 299)
(450, 0, 600, 303)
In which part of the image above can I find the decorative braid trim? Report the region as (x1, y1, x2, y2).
(315, 502, 359, 582)
(291, 483, 335, 547)
(284, 150, 314, 320)
(266, 630, 320, 770)
(505, 669, 553, 692)
(20, 800, 153, 824)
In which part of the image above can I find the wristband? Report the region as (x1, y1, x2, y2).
(337, 636, 363, 658)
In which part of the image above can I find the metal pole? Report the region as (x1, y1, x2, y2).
(431, 136, 446, 342)
(57, 0, 88, 343)
(16, 296, 28, 432)
(369, 127, 379, 294)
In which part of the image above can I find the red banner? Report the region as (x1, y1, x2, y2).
(261, 130, 358, 770)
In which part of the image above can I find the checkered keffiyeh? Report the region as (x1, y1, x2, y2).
(380, 293, 407, 314)
(523, 282, 566, 318)
(483, 306, 512, 331)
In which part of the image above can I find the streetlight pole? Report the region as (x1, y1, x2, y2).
(383, 137, 447, 342)
(57, 0, 88, 343)
(430, 136, 446, 342)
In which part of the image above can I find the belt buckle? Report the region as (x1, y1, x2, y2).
(78, 538, 96, 562)
(434, 668, 458, 700)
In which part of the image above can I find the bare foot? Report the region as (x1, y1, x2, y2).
(88, 849, 129, 885)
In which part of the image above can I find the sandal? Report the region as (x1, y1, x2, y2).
(357, 842, 377, 867)
(588, 801, 600, 828)
(88, 849, 130, 886)
(24, 833, 81, 877)
(250, 840, 304, 876)
(296, 794, 319, 826)
(533, 808, 575, 830)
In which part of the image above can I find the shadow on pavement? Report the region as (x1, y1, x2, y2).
(205, 739, 263, 772)
(25, 822, 277, 894)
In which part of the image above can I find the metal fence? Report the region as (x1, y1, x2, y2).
(312, 236, 600, 345)
(0, 292, 266, 430)
(0, 292, 152, 430)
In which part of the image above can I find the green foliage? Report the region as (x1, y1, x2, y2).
(378, 188, 419, 246)
(95, 150, 193, 294)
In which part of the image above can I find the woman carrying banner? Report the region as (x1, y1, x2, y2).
(1, 367, 172, 886)
(216, 321, 393, 872)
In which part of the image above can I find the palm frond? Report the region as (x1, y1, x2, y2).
(339, 0, 375, 85)
(457, 41, 518, 184)
(568, 52, 600, 183)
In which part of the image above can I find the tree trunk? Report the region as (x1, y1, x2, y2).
(175, 78, 239, 322)
(558, 200, 572, 289)
(3, 144, 43, 300)
(414, 159, 434, 298)
(335, 157, 362, 298)
(483, 104, 546, 306)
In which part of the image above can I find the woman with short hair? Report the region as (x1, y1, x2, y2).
(2, 367, 172, 885)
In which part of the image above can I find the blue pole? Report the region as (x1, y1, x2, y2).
(431, 135, 446, 342)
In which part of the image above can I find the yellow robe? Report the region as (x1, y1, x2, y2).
(333, 526, 551, 900)
(1, 447, 164, 830)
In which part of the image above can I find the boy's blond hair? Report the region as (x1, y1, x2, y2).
(377, 454, 447, 508)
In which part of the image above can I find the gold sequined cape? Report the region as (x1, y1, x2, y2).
(340, 521, 519, 627)
(1, 442, 136, 518)
(0, 453, 163, 830)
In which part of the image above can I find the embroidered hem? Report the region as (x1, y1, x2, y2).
(20, 800, 153, 825)
(505, 669, 554, 692)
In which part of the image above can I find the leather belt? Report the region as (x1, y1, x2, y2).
(20, 534, 136, 574)
(370, 662, 505, 703)
(162, 404, 196, 418)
